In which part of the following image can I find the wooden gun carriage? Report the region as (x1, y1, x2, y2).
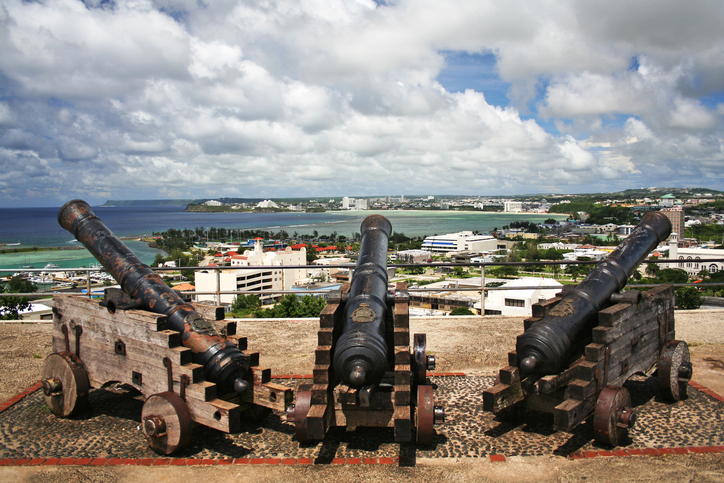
(42, 293, 291, 455)
(289, 281, 444, 445)
(483, 284, 692, 446)
(41, 199, 291, 455)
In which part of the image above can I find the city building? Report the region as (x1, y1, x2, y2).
(342, 196, 368, 210)
(475, 277, 563, 316)
(195, 237, 306, 304)
(660, 207, 685, 241)
(667, 233, 724, 276)
(659, 194, 676, 207)
(255, 199, 279, 209)
(422, 232, 503, 253)
(308, 257, 351, 282)
(396, 249, 432, 263)
(503, 201, 523, 212)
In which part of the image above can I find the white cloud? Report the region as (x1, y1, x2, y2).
(0, 0, 722, 205)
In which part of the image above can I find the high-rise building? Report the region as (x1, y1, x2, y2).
(660, 207, 684, 240)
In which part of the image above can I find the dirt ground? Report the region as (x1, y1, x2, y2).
(1, 310, 723, 482)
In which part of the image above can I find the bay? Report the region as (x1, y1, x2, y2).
(0, 205, 563, 271)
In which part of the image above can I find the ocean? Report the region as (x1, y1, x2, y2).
(0, 205, 563, 271)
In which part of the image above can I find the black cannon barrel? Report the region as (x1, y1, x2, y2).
(516, 211, 672, 375)
(332, 215, 392, 387)
(58, 200, 250, 394)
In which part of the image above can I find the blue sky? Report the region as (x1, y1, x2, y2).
(1, 0, 723, 207)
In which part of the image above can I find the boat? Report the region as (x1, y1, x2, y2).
(44, 263, 60, 269)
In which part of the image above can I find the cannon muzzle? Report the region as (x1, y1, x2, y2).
(516, 211, 672, 375)
(58, 200, 250, 395)
(332, 215, 392, 387)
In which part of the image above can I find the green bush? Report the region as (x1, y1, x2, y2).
(449, 307, 475, 316)
(675, 287, 703, 310)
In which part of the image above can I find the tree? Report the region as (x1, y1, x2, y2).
(0, 277, 37, 320)
(645, 262, 661, 278)
(153, 253, 165, 267)
(658, 268, 689, 284)
(675, 287, 703, 310)
(493, 265, 519, 278)
(230, 294, 261, 316)
(449, 307, 475, 315)
(253, 294, 326, 318)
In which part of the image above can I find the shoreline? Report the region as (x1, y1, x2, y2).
(0, 237, 145, 254)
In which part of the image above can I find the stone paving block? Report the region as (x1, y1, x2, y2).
(1, 376, 723, 464)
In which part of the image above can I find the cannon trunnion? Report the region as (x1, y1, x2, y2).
(289, 215, 444, 446)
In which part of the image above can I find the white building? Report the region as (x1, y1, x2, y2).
(308, 257, 351, 282)
(659, 194, 676, 207)
(504, 201, 523, 212)
(422, 232, 502, 253)
(619, 225, 636, 236)
(396, 249, 432, 263)
(256, 199, 279, 209)
(475, 277, 563, 316)
(195, 238, 306, 304)
(342, 197, 368, 210)
(667, 233, 724, 276)
(203, 200, 223, 206)
(563, 247, 608, 262)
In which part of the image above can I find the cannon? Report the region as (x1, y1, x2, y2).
(42, 200, 291, 454)
(484, 211, 693, 446)
(289, 215, 444, 446)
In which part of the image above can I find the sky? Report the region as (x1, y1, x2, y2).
(1, 0, 723, 207)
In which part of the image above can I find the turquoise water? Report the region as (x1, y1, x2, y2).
(0, 240, 165, 274)
(0, 206, 564, 273)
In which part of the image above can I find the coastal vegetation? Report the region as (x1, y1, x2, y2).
(227, 293, 326, 318)
(0, 276, 37, 320)
(0, 245, 84, 255)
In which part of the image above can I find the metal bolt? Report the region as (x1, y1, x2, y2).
(143, 416, 167, 438)
(433, 406, 445, 424)
(616, 407, 637, 429)
(678, 362, 693, 380)
(42, 378, 62, 397)
(286, 404, 296, 423)
(426, 355, 436, 371)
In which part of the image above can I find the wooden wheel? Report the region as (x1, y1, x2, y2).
(293, 384, 313, 443)
(141, 391, 193, 455)
(41, 352, 90, 417)
(658, 340, 692, 402)
(413, 334, 428, 386)
(593, 385, 636, 447)
(416, 384, 435, 445)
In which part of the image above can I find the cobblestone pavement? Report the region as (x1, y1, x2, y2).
(1, 375, 723, 462)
